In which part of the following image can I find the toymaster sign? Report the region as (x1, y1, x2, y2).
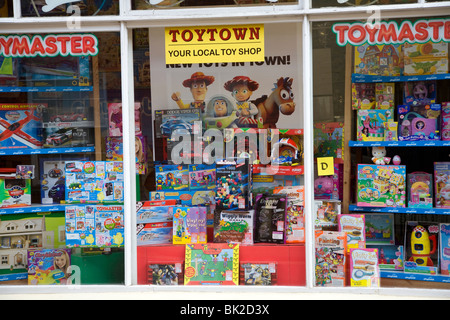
(165, 24, 265, 64)
(0, 34, 99, 57)
(333, 18, 450, 46)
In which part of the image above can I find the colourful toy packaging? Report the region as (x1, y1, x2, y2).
(338, 214, 366, 252)
(188, 164, 216, 191)
(241, 262, 277, 286)
(154, 108, 201, 139)
(40, 160, 67, 205)
(357, 109, 394, 141)
(375, 83, 395, 109)
(173, 206, 207, 245)
(314, 163, 343, 200)
(162, 190, 215, 206)
(357, 164, 406, 208)
(273, 186, 305, 243)
(434, 162, 450, 209)
(254, 193, 287, 244)
(313, 122, 344, 160)
(137, 221, 173, 246)
(442, 102, 450, 141)
(313, 200, 341, 230)
(108, 102, 142, 137)
(404, 221, 439, 275)
(65, 161, 124, 204)
(349, 248, 379, 287)
(136, 201, 175, 224)
(314, 230, 347, 287)
(368, 244, 404, 271)
(0, 103, 45, 150)
(0, 176, 31, 208)
(383, 121, 398, 141)
(352, 83, 375, 110)
(148, 263, 183, 285)
(43, 123, 95, 148)
(407, 172, 433, 208)
(354, 44, 402, 76)
(184, 243, 239, 285)
(105, 135, 148, 175)
(214, 209, 254, 245)
(215, 158, 252, 210)
(403, 41, 448, 76)
(65, 205, 124, 247)
(365, 213, 395, 245)
(155, 164, 189, 191)
(439, 223, 450, 276)
(403, 81, 436, 107)
(398, 103, 441, 141)
(27, 249, 71, 285)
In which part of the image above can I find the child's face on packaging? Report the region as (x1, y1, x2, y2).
(55, 255, 67, 269)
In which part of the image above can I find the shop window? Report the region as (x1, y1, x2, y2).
(0, 0, 12, 17)
(311, 0, 417, 8)
(132, 0, 297, 10)
(20, 0, 119, 17)
(0, 32, 125, 286)
(312, 17, 450, 290)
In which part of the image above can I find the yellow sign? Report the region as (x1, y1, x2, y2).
(317, 157, 335, 176)
(165, 24, 265, 64)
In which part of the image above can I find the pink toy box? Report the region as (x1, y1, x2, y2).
(407, 172, 433, 208)
(435, 162, 450, 209)
(398, 103, 441, 141)
(314, 163, 343, 200)
(442, 102, 450, 141)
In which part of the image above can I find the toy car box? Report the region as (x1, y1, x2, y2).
(136, 200, 176, 224)
(403, 41, 448, 76)
(254, 193, 287, 244)
(137, 221, 173, 246)
(435, 162, 450, 209)
(407, 172, 433, 208)
(154, 108, 201, 139)
(357, 109, 394, 141)
(214, 209, 254, 245)
(354, 44, 402, 76)
(43, 122, 95, 148)
(357, 164, 406, 208)
(398, 103, 441, 141)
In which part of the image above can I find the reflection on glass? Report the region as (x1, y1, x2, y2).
(21, 0, 119, 17)
(311, 0, 417, 8)
(133, 0, 297, 9)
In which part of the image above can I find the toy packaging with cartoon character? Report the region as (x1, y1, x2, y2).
(354, 44, 402, 76)
(407, 172, 433, 208)
(338, 214, 366, 252)
(172, 206, 207, 245)
(439, 223, 450, 276)
(155, 164, 189, 191)
(357, 109, 394, 141)
(435, 162, 450, 209)
(398, 103, 441, 141)
(403, 41, 448, 76)
(441, 102, 450, 141)
(241, 262, 277, 286)
(273, 185, 305, 243)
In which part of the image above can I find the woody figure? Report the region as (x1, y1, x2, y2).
(171, 72, 215, 113)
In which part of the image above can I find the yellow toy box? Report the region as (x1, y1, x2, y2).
(403, 41, 448, 76)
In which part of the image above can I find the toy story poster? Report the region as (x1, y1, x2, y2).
(149, 23, 302, 133)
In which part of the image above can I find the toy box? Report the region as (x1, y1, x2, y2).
(189, 164, 216, 191)
(155, 164, 189, 191)
(365, 213, 395, 245)
(214, 209, 254, 245)
(349, 248, 379, 287)
(352, 83, 375, 110)
(148, 263, 184, 285)
(440, 223, 450, 276)
(43, 122, 95, 148)
(27, 249, 72, 285)
(162, 190, 215, 206)
(270, 129, 304, 167)
(240, 262, 277, 286)
(137, 221, 173, 246)
(313, 122, 344, 160)
(64, 161, 124, 204)
(404, 221, 439, 275)
(357, 109, 394, 141)
(403, 41, 448, 76)
(0, 175, 31, 208)
(105, 135, 148, 175)
(354, 44, 402, 76)
(375, 83, 395, 109)
(108, 102, 142, 137)
(368, 244, 404, 271)
(136, 201, 176, 224)
(314, 163, 343, 200)
(313, 200, 341, 230)
(435, 162, 450, 209)
(442, 102, 450, 141)
(407, 172, 433, 208)
(254, 193, 287, 244)
(398, 103, 441, 141)
(314, 231, 347, 287)
(357, 164, 406, 208)
(184, 243, 239, 285)
(154, 108, 202, 140)
(173, 206, 207, 245)
(403, 81, 436, 107)
(0, 104, 45, 150)
(273, 186, 305, 243)
(65, 205, 124, 248)
(383, 121, 398, 141)
(338, 214, 365, 252)
(215, 158, 252, 210)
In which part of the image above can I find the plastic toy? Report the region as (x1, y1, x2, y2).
(0, 169, 31, 208)
(270, 138, 299, 166)
(352, 83, 375, 110)
(383, 121, 398, 141)
(434, 162, 450, 209)
(154, 108, 201, 139)
(371, 146, 391, 165)
(392, 155, 401, 165)
(50, 112, 86, 123)
(409, 225, 437, 267)
(407, 172, 433, 208)
(357, 109, 394, 141)
(148, 263, 183, 285)
(349, 248, 379, 287)
(188, 164, 216, 191)
(441, 102, 450, 141)
(369, 245, 404, 271)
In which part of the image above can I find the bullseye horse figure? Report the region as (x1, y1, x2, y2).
(253, 77, 296, 129)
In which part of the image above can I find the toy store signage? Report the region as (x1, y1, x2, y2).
(333, 19, 450, 46)
(0, 34, 99, 58)
(165, 24, 265, 64)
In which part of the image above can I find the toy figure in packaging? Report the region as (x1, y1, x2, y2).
(352, 83, 375, 110)
(149, 263, 182, 285)
(254, 194, 287, 244)
(315, 230, 347, 287)
(349, 248, 379, 287)
(404, 221, 439, 274)
(434, 162, 450, 209)
(242, 263, 276, 286)
(403, 81, 436, 107)
(357, 109, 394, 141)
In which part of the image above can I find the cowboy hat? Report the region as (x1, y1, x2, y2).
(224, 76, 259, 92)
(182, 72, 215, 88)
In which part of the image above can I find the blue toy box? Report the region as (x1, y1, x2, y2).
(155, 164, 189, 191)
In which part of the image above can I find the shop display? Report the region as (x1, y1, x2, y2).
(27, 248, 71, 285)
(435, 162, 450, 209)
(148, 263, 183, 285)
(213, 209, 254, 245)
(403, 41, 448, 76)
(349, 248, 379, 287)
(404, 221, 439, 274)
(240, 262, 277, 286)
(254, 193, 287, 244)
(338, 214, 366, 252)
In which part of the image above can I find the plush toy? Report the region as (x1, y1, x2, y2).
(371, 146, 391, 165)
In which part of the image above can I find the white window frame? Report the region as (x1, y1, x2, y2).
(0, 0, 449, 298)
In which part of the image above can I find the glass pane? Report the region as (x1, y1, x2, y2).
(21, 0, 119, 17)
(135, 23, 307, 287)
(311, 0, 417, 8)
(0, 0, 12, 17)
(312, 17, 450, 289)
(133, 0, 297, 10)
(0, 32, 124, 286)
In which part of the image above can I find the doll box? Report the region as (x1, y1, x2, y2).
(403, 41, 448, 76)
(398, 103, 441, 141)
(434, 162, 450, 209)
(108, 102, 142, 137)
(442, 102, 450, 141)
(357, 164, 406, 208)
(407, 172, 433, 208)
(403, 81, 437, 107)
(154, 108, 201, 140)
(357, 109, 394, 141)
(354, 44, 402, 76)
(440, 223, 450, 276)
(349, 248, 380, 287)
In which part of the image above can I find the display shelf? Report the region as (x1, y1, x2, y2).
(252, 164, 304, 175)
(0, 86, 93, 93)
(0, 272, 28, 282)
(349, 140, 450, 147)
(348, 204, 450, 215)
(381, 271, 450, 283)
(0, 202, 124, 215)
(0, 146, 95, 156)
(352, 73, 450, 83)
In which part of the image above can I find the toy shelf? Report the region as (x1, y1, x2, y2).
(0, 146, 95, 156)
(252, 164, 304, 175)
(349, 140, 450, 147)
(348, 204, 450, 215)
(352, 73, 450, 83)
(0, 86, 93, 93)
(381, 271, 450, 284)
(0, 202, 124, 215)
